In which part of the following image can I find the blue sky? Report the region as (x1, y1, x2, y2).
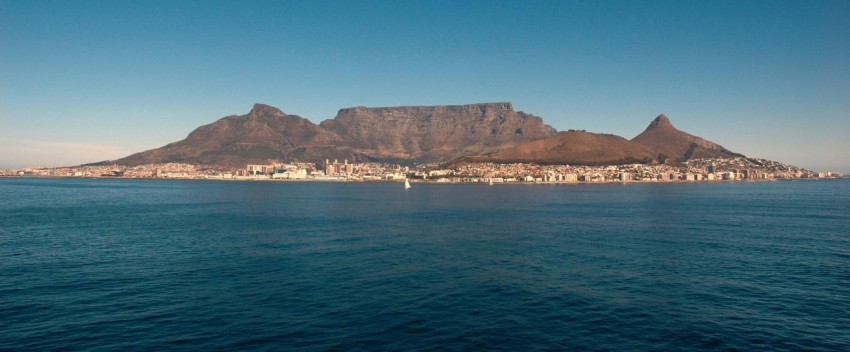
(1, 0, 848, 172)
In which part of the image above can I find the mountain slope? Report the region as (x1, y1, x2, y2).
(631, 114, 742, 162)
(458, 130, 658, 165)
(115, 104, 352, 167)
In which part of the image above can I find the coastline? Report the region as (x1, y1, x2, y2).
(2, 174, 843, 184)
(3, 157, 842, 184)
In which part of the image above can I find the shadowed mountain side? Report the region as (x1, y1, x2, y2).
(319, 102, 556, 161)
(456, 131, 658, 165)
(631, 114, 742, 163)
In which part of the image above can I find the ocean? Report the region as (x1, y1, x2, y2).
(1, 178, 849, 351)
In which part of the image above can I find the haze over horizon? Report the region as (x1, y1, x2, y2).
(1, 1, 848, 172)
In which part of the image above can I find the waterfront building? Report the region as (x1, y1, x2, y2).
(247, 164, 274, 176)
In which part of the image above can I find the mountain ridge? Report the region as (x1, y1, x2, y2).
(113, 102, 557, 167)
(457, 130, 658, 165)
(111, 103, 743, 168)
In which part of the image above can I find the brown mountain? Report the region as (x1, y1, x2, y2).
(113, 102, 556, 167)
(113, 106, 740, 168)
(319, 102, 555, 161)
(114, 104, 357, 167)
(631, 114, 742, 162)
(457, 130, 658, 165)
(456, 113, 743, 165)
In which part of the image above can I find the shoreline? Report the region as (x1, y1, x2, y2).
(2, 174, 843, 184)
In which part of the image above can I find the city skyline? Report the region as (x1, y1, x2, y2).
(1, 0, 848, 172)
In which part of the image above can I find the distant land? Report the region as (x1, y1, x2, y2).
(5, 103, 842, 182)
(112, 103, 555, 168)
(459, 113, 742, 165)
(107, 102, 743, 168)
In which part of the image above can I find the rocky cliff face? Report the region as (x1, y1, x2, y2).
(631, 114, 742, 162)
(320, 102, 556, 161)
(114, 102, 556, 167)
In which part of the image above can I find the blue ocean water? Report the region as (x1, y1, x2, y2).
(1, 178, 849, 351)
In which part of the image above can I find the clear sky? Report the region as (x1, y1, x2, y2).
(1, 0, 848, 172)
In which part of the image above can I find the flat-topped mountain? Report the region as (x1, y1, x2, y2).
(114, 102, 556, 167)
(320, 102, 555, 161)
(631, 114, 741, 162)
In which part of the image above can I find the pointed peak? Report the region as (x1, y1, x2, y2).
(249, 103, 285, 116)
(648, 113, 673, 128)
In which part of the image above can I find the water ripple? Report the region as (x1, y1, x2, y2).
(1, 178, 849, 350)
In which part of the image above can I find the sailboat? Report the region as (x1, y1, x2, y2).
(489, 178, 494, 186)
(404, 178, 412, 190)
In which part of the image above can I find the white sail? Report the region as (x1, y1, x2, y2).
(404, 178, 411, 189)
(489, 178, 493, 186)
